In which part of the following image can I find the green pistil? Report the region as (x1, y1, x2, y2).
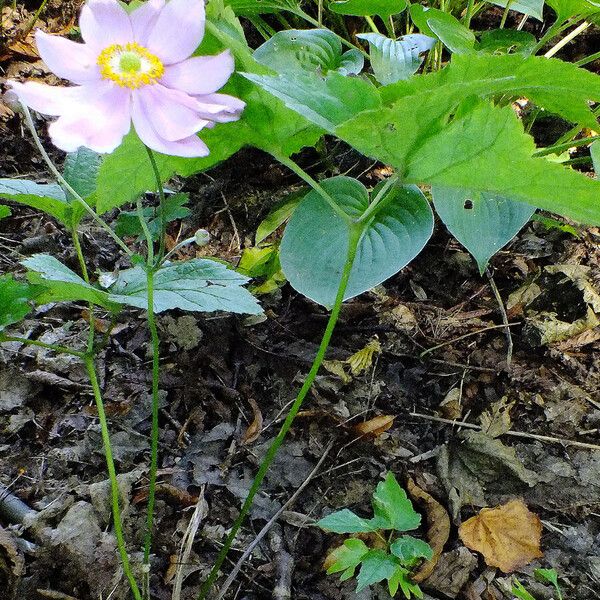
(119, 51, 142, 73)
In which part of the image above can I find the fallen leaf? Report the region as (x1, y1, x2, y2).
(353, 415, 395, 438)
(459, 499, 543, 573)
(438, 387, 463, 420)
(347, 337, 381, 376)
(545, 264, 600, 312)
(525, 307, 599, 346)
(241, 397, 263, 444)
(406, 478, 450, 583)
(479, 397, 514, 438)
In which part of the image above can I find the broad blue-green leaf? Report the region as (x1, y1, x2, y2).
(357, 33, 436, 84)
(0, 206, 11, 219)
(279, 177, 433, 306)
(254, 29, 363, 75)
(63, 147, 101, 200)
(0, 274, 39, 330)
(390, 535, 433, 564)
(21, 254, 119, 310)
(410, 5, 475, 53)
(356, 550, 399, 592)
(0, 179, 73, 225)
(432, 187, 535, 273)
(370, 472, 421, 532)
(108, 259, 262, 314)
(476, 29, 537, 54)
(326, 538, 370, 581)
(317, 508, 379, 533)
(330, 0, 407, 18)
(243, 70, 380, 132)
(487, 0, 544, 19)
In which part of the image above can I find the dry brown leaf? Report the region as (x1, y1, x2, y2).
(241, 397, 263, 444)
(352, 415, 395, 438)
(458, 499, 543, 573)
(406, 478, 451, 583)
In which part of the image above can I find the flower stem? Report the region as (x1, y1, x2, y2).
(144, 147, 167, 263)
(544, 20, 590, 58)
(197, 222, 363, 600)
(20, 104, 133, 257)
(84, 356, 143, 600)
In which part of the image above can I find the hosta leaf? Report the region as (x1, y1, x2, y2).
(318, 508, 379, 533)
(21, 254, 119, 310)
(279, 177, 433, 306)
(356, 550, 399, 592)
(410, 5, 475, 53)
(0, 274, 39, 330)
(108, 259, 262, 314)
(390, 535, 433, 564)
(487, 0, 545, 19)
(432, 187, 536, 273)
(357, 33, 436, 84)
(370, 472, 421, 532)
(0, 179, 73, 225)
(326, 539, 370, 581)
(254, 29, 363, 75)
(329, 0, 407, 17)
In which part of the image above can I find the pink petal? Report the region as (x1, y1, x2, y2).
(79, 0, 133, 52)
(131, 92, 209, 157)
(35, 30, 100, 84)
(134, 84, 210, 141)
(161, 50, 234, 95)
(48, 83, 131, 153)
(192, 93, 245, 122)
(8, 81, 88, 116)
(130, 0, 165, 45)
(146, 0, 205, 65)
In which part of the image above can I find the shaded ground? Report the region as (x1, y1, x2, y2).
(2, 2, 600, 600)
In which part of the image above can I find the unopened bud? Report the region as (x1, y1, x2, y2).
(194, 229, 210, 246)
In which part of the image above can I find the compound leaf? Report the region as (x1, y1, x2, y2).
(318, 508, 379, 533)
(326, 538, 370, 581)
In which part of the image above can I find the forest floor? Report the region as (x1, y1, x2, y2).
(1, 2, 600, 600)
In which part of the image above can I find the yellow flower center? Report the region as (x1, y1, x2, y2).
(97, 42, 164, 89)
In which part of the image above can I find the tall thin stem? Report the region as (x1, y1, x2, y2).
(85, 356, 142, 600)
(544, 20, 590, 58)
(197, 223, 363, 600)
(144, 147, 167, 262)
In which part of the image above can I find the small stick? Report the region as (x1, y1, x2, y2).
(410, 412, 600, 451)
(214, 441, 335, 600)
(486, 268, 513, 368)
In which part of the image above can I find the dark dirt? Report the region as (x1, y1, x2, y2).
(2, 2, 600, 600)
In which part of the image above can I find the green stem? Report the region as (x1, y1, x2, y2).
(531, 19, 572, 54)
(275, 154, 354, 225)
(144, 147, 167, 263)
(576, 50, 600, 66)
(20, 104, 133, 257)
(499, 0, 514, 28)
(544, 20, 590, 58)
(71, 229, 96, 355)
(356, 175, 398, 224)
(365, 15, 380, 33)
(532, 135, 600, 158)
(22, 0, 49, 36)
(85, 356, 142, 600)
(197, 223, 363, 600)
(0, 335, 85, 358)
(464, 0, 475, 27)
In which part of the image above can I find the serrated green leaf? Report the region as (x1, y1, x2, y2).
(390, 535, 433, 564)
(255, 29, 363, 75)
(388, 564, 423, 598)
(317, 508, 380, 533)
(432, 187, 535, 273)
(114, 193, 190, 241)
(370, 472, 421, 532)
(108, 259, 262, 314)
(224, 0, 301, 15)
(0, 274, 39, 330)
(476, 29, 537, 54)
(512, 580, 538, 600)
(356, 550, 399, 592)
(326, 538, 370, 580)
(410, 5, 475, 53)
(21, 254, 119, 310)
(357, 33, 436, 84)
(63, 147, 101, 200)
(330, 0, 407, 18)
(279, 177, 433, 306)
(534, 568, 562, 598)
(0, 179, 73, 225)
(0, 206, 11, 219)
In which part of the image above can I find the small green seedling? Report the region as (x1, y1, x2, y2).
(317, 472, 432, 598)
(513, 568, 564, 600)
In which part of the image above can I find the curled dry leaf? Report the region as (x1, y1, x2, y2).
(242, 397, 263, 445)
(406, 478, 451, 583)
(458, 499, 543, 573)
(352, 415, 395, 438)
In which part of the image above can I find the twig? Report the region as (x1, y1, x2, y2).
(486, 268, 513, 368)
(410, 412, 600, 451)
(214, 441, 335, 600)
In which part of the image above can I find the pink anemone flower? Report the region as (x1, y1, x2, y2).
(8, 0, 244, 157)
